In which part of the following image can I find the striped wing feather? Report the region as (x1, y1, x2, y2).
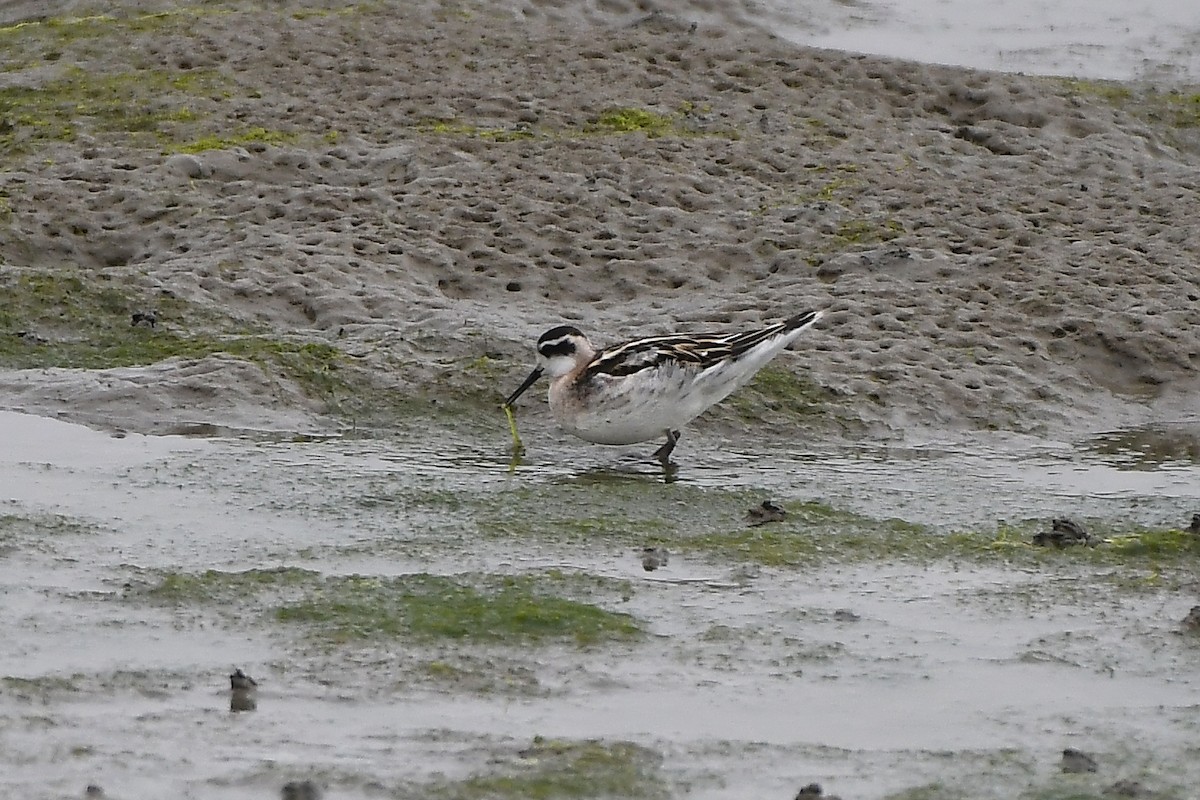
(587, 320, 794, 378)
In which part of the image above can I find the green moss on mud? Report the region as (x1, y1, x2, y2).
(1059, 78, 1134, 105)
(834, 217, 905, 245)
(377, 474, 1200, 579)
(415, 118, 536, 141)
(677, 501, 930, 567)
(0, 266, 349, 400)
(426, 737, 669, 800)
(0, 268, 197, 358)
(1, 674, 80, 701)
(0, 11, 180, 41)
(0, 512, 98, 539)
(167, 126, 298, 153)
(146, 566, 320, 604)
(0, 65, 227, 156)
(141, 568, 641, 646)
(679, 511, 1200, 572)
(589, 107, 676, 136)
(1060, 78, 1200, 129)
(725, 365, 840, 423)
(276, 573, 642, 646)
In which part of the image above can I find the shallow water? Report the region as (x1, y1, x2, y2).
(765, 0, 1200, 83)
(3, 410, 1200, 799)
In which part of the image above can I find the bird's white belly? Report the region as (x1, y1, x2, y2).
(555, 410, 673, 445)
(547, 367, 731, 445)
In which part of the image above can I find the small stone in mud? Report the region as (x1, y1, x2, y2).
(230, 667, 258, 712)
(1188, 513, 1200, 534)
(130, 309, 158, 328)
(746, 500, 787, 527)
(1034, 517, 1093, 547)
(14, 330, 48, 344)
(794, 782, 841, 799)
(833, 608, 861, 622)
(1061, 747, 1099, 773)
(1180, 606, 1200, 633)
(281, 780, 322, 800)
(84, 785, 105, 799)
(230, 667, 257, 691)
(642, 546, 669, 571)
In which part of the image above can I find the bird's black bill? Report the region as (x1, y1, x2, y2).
(503, 367, 544, 407)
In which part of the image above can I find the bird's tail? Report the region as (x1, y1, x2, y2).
(784, 309, 824, 332)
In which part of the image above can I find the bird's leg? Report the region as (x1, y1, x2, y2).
(652, 429, 681, 465)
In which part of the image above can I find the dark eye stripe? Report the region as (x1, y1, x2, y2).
(539, 338, 576, 358)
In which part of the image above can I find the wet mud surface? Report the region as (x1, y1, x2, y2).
(3, 410, 1199, 799)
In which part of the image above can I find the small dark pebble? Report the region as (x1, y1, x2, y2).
(1181, 605, 1200, 633)
(833, 609, 861, 622)
(15, 330, 48, 344)
(641, 546, 669, 572)
(1188, 513, 1200, 534)
(746, 500, 787, 527)
(794, 782, 841, 800)
(230, 667, 258, 712)
(84, 786, 105, 799)
(1061, 747, 1099, 773)
(230, 668, 257, 691)
(281, 780, 322, 800)
(1034, 518, 1093, 548)
(130, 309, 157, 328)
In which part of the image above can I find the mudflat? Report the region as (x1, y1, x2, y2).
(0, 0, 1197, 439)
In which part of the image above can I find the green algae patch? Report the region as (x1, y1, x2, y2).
(0, 270, 177, 339)
(589, 107, 677, 137)
(1059, 78, 1200, 131)
(1, 674, 80, 702)
(1058, 78, 1134, 105)
(416, 655, 542, 695)
(437, 481, 765, 551)
(145, 566, 321, 604)
(674, 501, 932, 567)
(0, 512, 100, 541)
(673, 507, 1200, 575)
(415, 118, 537, 141)
(0, 11, 181, 42)
(0, 266, 350, 401)
(167, 126, 298, 154)
(426, 736, 669, 800)
(988, 521, 1200, 564)
(2, 324, 342, 376)
(725, 365, 843, 425)
(1159, 91, 1200, 127)
(0, 66, 226, 156)
(834, 217, 905, 245)
(275, 573, 643, 646)
(1104, 527, 1200, 557)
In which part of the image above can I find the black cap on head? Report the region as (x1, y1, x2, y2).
(538, 325, 583, 345)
